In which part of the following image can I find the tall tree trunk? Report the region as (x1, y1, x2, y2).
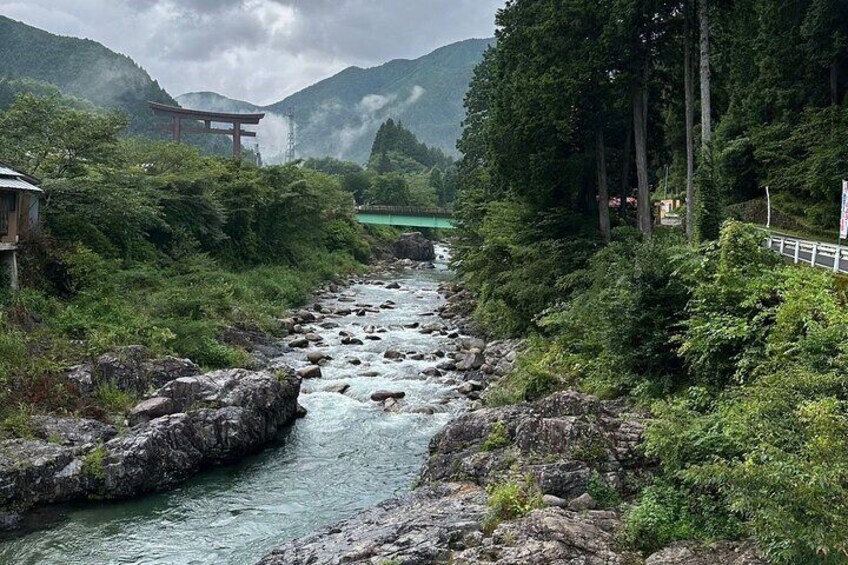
(832, 62, 839, 106)
(685, 1, 696, 243)
(633, 78, 652, 238)
(620, 120, 632, 217)
(596, 127, 611, 241)
(699, 0, 712, 144)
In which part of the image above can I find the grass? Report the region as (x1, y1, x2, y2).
(481, 421, 511, 451)
(81, 445, 107, 482)
(484, 475, 545, 533)
(94, 383, 138, 414)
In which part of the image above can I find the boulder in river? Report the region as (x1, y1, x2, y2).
(392, 232, 436, 262)
(371, 390, 406, 402)
(296, 366, 323, 380)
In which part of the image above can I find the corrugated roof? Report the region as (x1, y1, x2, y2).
(0, 176, 42, 193)
(0, 165, 21, 177)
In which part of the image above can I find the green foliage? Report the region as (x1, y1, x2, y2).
(93, 383, 137, 414)
(0, 404, 34, 440)
(485, 340, 572, 406)
(694, 148, 723, 242)
(586, 472, 621, 509)
(485, 475, 544, 531)
(369, 119, 454, 171)
(81, 445, 107, 482)
(481, 421, 510, 451)
(624, 481, 741, 555)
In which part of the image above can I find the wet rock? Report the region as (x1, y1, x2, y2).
(305, 333, 323, 343)
(462, 338, 486, 352)
(260, 483, 487, 565)
(360, 371, 381, 378)
(323, 383, 350, 395)
(289, 338, 309, 349)
(347, 358, 362, 366)
(296, 366, 323, 380)
(382, 398, 404, 413)
(392, 232, 436, 262)
(420, 367, 441, 378)
(296, 404, 308, 419)
(364, 335, 382, 341)
(341, 337, 364, 346)
(371, 391, 406, 402)
(128, 397, 177, 427)
(306, 351, 329, 364)
(385, 281, 401, 290)
(383, 350, 404, 360)
(437, 361, 457, 371)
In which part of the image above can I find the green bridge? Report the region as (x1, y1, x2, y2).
(355, 206, 456, 230)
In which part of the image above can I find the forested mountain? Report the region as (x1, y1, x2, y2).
(178, 38, 493, 163)
(0, 16, 176, 137)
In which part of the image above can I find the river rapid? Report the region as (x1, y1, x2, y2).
(2, 246, 469, 564)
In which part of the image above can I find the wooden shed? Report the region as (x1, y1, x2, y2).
(0, 163, 42, 288)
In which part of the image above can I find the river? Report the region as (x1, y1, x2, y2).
(1, 246, 466, 565)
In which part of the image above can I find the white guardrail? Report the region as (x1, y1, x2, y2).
(765, 232, 848, 274)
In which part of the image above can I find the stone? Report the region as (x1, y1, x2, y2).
(64, 364, 94, 395)
(323, 383, 350, 395)
(29, 416, 118, 447)
(461, 352, 486, 371)
(296, 366, 322, 380)
(305, 333, 323, 342)
(306, 351, 329, 364)
(93, 346, 201, 396)
(392, 232, 436, 262)
(386, 281, 401, 290)
(543, 494, 569, 508)
(383, 350, 405, 360)
(289, 338, 309, 349)
(128, 397, 177, 427)
(341, 337, 364, 346)
(371, 391, 406, 402)
(567, 493, 598, 511)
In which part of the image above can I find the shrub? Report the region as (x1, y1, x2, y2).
(485, 475, 544, 532)
(82, 445, 107, 482)
(586, 472, 621, 509)
(481, 421, 510, 451)
(94, 383, 137, 414)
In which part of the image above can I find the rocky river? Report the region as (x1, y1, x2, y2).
(0, 244, 518, 564)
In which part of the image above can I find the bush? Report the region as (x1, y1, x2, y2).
(485, 475, 544, 532)
(481, 421, 510, 451)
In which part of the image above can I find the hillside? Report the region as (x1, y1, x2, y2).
(178, 38, 493, 163)
(0, 15, 176, 137)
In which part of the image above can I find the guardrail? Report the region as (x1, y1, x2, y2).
(355, 205, 453, 218)
(765, 231, 848, 274)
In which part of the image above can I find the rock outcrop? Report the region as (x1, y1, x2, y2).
(393, 232, 436, 262)
(259, 391, 655, 564)
(0, 369, 300, 530)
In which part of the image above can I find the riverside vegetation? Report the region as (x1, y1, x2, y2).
(448, 0, 848, 564)
(0, 92, 375, 440)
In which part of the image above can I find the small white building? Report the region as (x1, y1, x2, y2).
(0, 163, 42, 289)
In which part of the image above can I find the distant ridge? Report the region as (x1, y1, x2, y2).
(0, 15, 177, 137)
(178, 38, 494, 163)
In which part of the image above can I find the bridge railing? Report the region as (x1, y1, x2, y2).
(764, 230, 848, 274)
(356, 205, 453, 218)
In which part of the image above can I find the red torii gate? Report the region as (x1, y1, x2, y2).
(148, 102, 266, 158)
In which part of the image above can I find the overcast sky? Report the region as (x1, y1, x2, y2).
(0, 0, 503, 106)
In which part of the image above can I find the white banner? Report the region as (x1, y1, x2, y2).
(841, 180, 848, 240)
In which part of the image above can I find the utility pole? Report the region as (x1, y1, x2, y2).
(286, 109, 297, 164)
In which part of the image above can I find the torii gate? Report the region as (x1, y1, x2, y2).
(148, 102, 266, 158)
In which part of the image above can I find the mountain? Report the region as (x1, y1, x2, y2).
(0, 15, 176, 137)
(177, 38, 493, 163)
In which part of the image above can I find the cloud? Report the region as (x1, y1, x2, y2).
(0, 0, 502, 105)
